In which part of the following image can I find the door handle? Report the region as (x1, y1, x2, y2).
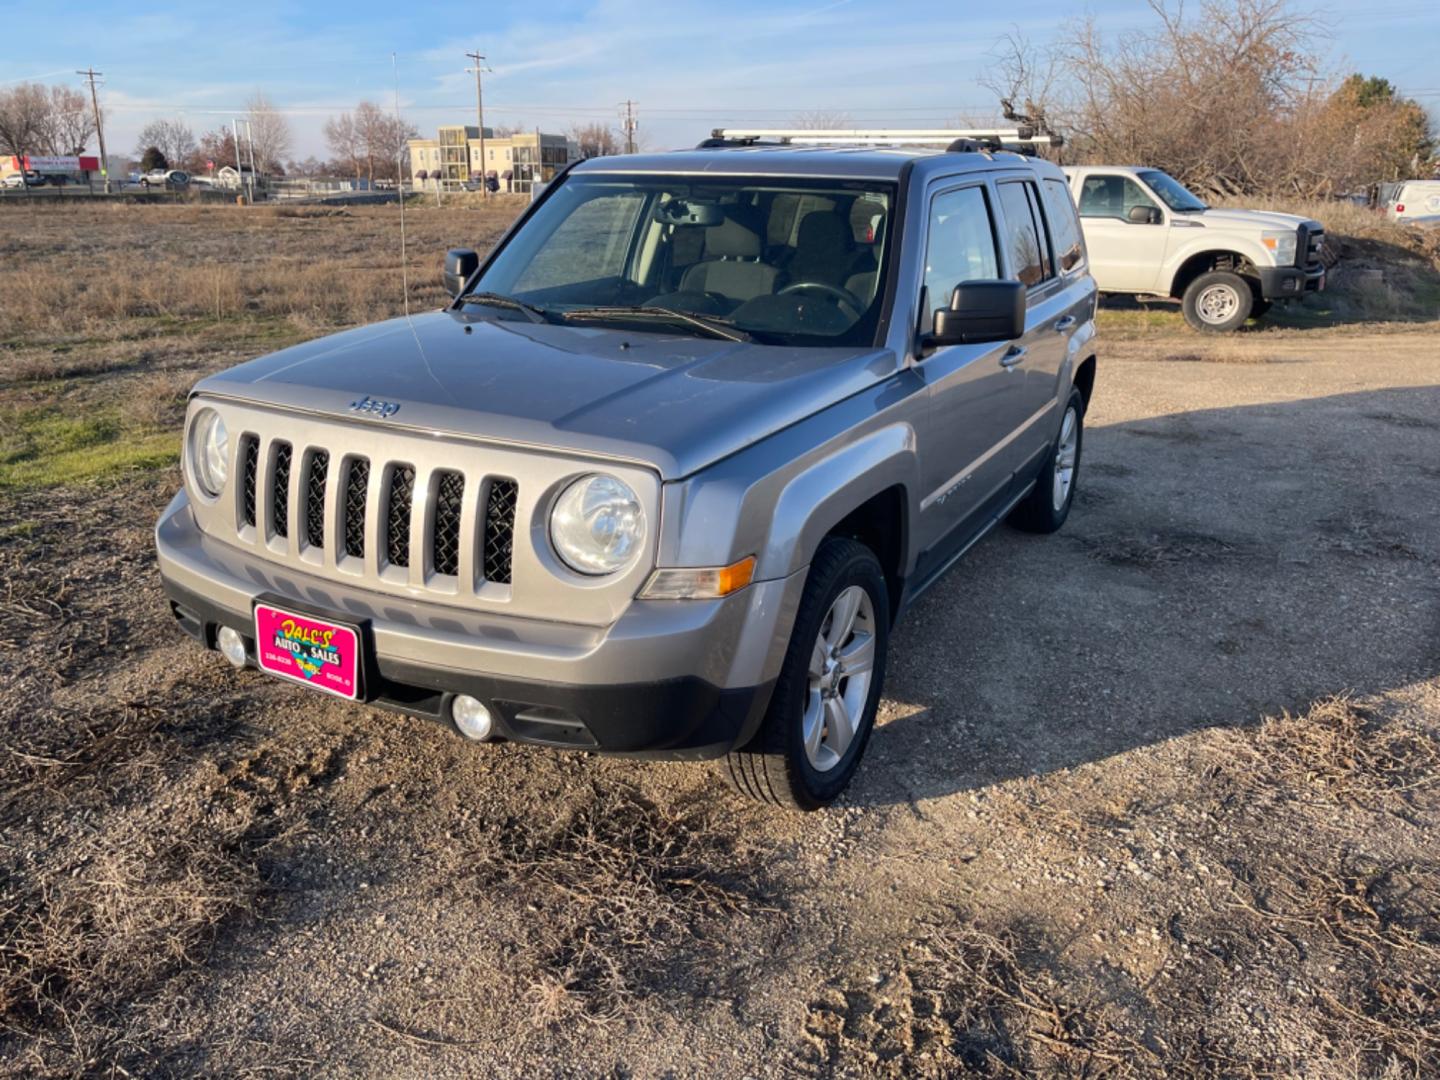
(1054, 315, 1077, 332)
(1000, 345, 1027, 368)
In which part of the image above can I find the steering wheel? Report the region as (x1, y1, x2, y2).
(777, 281, 865, 322)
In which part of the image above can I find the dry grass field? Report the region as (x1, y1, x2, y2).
(2, 199, 1439, 1078)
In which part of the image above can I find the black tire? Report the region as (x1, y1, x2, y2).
(723, 537, 889, 811)
(1009, 386, 1084, 534)
(1181, 270, 1254, 332)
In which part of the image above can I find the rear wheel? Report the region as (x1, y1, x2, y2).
(1182, 270, 1253, 332)
(1009, 387, 1084, 534)
(723, 538, 888, 811)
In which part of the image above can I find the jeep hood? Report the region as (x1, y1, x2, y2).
(192, 309, 895, 479)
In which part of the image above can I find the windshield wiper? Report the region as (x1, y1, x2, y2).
(459, 291, 552, 324)
(559, 305, 755, 343)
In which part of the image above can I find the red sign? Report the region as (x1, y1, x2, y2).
(11, 155, 100, 173)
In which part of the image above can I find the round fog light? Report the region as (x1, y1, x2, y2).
(216, 626, 247, 669)
(451, 694, 493, 741)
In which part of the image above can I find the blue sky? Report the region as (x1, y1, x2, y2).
(3, 0, 1437, 163)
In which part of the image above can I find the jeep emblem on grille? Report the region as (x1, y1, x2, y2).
(349, 395, 401, 419)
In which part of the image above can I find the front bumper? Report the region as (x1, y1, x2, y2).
(156, 492, 800, 758)
(1257, 264, 1325, 298)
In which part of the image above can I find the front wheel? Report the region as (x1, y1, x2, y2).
(1182, 270, 1254, 332)
(723, 538, 889, 810)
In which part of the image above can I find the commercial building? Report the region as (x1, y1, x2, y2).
(407, 125, 580, 193)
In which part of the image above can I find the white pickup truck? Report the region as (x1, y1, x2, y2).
(1064, 166, 1325, 332)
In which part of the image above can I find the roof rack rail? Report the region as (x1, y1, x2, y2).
(703, 127, 1063, 150)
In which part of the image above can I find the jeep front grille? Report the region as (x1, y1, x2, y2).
(241, 436, 259, 527)
(484, 479, 518, 585)
(271, 442, 292, 539)
(305, 450, 328, 549)
(343, 458, 369, 559)
(385, 465, 415, 568)
(243, 437, 518, 592)
(433, 470, 465, 577)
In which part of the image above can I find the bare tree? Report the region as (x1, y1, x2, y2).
(324, 112, 363, 182)
(134, 119, 196, 168)
(982, 29, 1062, 137)
(792, 110, 855, 129)
(366, 109, 416, 183)
(36, 85, 96, 155)
(0, 83, 53, 157)
(978, 0, 1428, 196)
(569, 122, 619, 158)
(245, 92, 292, 174)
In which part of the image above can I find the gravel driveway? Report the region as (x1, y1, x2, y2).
(3, 324, 1438, 1078)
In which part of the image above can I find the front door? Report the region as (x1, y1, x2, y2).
(911, 180, 1035, 566)
(1073, 172, 1169, 292)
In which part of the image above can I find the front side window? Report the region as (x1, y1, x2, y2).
(996, 181, 1049, 288)
(1078, 174, 1161, 220)
(1136, 170, 1208, 212)
(471, 174, 896, 347)
(922, 185, 999, 320)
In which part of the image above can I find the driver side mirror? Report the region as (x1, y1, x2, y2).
(443, 248, 479, 298)
(1128, 205, 1162, 225)
(927, 280, 1026, 349)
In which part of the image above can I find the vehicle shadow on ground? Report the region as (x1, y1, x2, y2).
(850, 384, 1440, 808)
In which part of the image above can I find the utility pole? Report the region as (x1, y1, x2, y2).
(244, 119, 259, 201)
(620, 100, 638, 154)
(78, 67, 110, 193)
(232, 118, 248, 203)
(465, 49, 487, 196)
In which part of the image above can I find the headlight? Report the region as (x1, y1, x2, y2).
(1261, 230, 1298, 266)
(549, 474, 645, 575)
(189, 407, 228, 497)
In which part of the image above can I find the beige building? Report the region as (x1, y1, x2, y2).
(408, 125, 580, 194)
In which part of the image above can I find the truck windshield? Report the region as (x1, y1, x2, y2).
(467, 173, 897, 347)
(1137, 170, 1208, 213)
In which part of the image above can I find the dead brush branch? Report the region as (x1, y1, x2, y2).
(471, 781, 775, 1025)
(804, 917, 1152, 1078)
(1247, 694, 1440, 811)
(0, 830, 263, 1058)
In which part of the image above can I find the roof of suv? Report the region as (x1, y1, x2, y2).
(572, 146, 1061, 183)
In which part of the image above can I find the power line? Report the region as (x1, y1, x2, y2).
(619, 100, 638, 153)
(77, 67, 111, 193)
(465, 48, 488, 197)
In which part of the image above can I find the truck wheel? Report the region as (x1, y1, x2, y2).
(723, 537, 888, 811)
(1009, 387, 1084, 534)
(1182, 270, 1253, 332)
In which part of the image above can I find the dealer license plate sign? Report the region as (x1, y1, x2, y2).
(254, 603, 362, 700)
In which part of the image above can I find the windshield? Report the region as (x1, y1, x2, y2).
(467, 173, 897, 347)
(1137, 170, 1208, 212)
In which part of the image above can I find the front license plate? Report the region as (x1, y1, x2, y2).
(253, 603, 362, 700)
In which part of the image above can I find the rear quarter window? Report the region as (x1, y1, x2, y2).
(1040, 178, 1085, 274)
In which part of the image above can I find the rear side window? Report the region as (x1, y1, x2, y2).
(996, 181, 1049, 288)
(1040, 178, 1085, 273)
(922, 185, 1000, 319)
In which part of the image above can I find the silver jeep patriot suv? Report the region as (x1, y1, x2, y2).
(156, 129, 1098, 809)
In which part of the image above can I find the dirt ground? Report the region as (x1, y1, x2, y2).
(2, 204, 1439, 1078)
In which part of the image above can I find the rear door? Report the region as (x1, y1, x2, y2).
(911, 177, 1033, 566)
(1072, 171, 1169, 291)
(991, 176, 1074, 480)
